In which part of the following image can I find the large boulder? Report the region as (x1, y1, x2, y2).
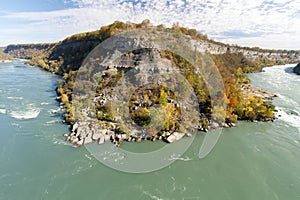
(293, 63, 300, 75)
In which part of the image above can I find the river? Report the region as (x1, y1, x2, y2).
(0, 61, 300, 199)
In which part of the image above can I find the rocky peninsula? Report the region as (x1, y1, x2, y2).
(4, 20, 300, 147)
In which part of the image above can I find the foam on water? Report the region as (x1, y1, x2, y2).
(11, 123, 22, 128)
(49, 108, 62, 114)
(168, 154, 193, 161)
(142, 191, 164, 200)
(45, 119, 60, 125)
(9, 108, 40, 120)
(7, 96, 23, 100)
(276, 107, 300, 130)
(52, 139, 71, 146)
(0, 109, 6, 114)
(251, 64, 300, 133)
(276, 94, 300, 107)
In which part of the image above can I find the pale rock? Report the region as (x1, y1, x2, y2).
(92, 130, 102, 140)
(107, 130, 114, 136)
(99, 136, 105, 144)
(72, 122, 79, 132)
(104, 134, 111, 142)
(167, 134, 176, 143)
(70, 136, 78, 143)
(84, 137, 93, 144)
(76, 140, 84, 146)
(173, 132, 184, 141)
(121, 134, 128, 140)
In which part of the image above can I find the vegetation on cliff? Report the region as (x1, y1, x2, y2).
(41, 22, 281, 126)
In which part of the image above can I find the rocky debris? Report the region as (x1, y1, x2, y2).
(64, 117, 239, 147)
(293, 63, 300, 75)
(64, 120, 197, 147)
(202, 120, 236, 131)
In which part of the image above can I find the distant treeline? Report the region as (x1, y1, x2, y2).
(4, 43, 56, 53)
(4, 43, 56, 59)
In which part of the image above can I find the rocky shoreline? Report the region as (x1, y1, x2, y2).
(64, 120, 237, 147)
(64, 82, 277, 147)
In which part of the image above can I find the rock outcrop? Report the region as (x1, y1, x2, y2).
(242, 84, 277, 102)
(293, 63, 300, 75)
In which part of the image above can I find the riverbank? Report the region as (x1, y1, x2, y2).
(0, 60, 12, 63)
(242, 84, 277, 103)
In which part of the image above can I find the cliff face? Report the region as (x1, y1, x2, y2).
(196, 40, 300, 64)
(294, 63, 300, 75)
(46, 30, 300, 75)
(46, 34, 300, 74)
(6, 21, 300, 73)
(48, 40, 100, 73)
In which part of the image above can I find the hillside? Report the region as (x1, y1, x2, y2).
(6, 20, 300, 146)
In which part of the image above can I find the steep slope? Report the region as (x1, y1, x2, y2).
(26, 20, 300, 75)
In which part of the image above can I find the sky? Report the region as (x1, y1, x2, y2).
(0, 0, 299, 49)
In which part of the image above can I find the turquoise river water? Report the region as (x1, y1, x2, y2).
(0, 60, 300, 200)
